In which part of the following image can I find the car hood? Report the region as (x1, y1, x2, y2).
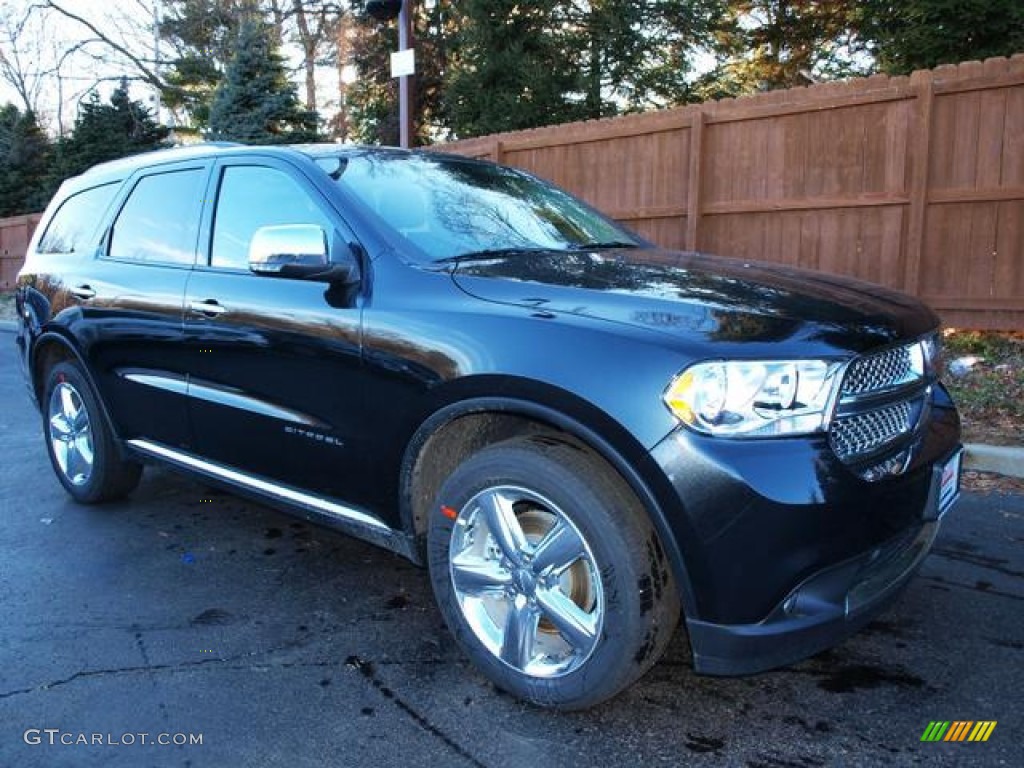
(449, 248, 940, 356)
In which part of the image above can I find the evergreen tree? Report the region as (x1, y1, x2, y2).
(697, 1, 870, 98)
(159, 0, 246, 133)
(560, 1, 723, 119)
(0, 104, 52, 215)
(445, 1, 582, 138)
(49, 82, 171, 186)
(861, 0, 1024, 75)
(206, 18, 320, 144)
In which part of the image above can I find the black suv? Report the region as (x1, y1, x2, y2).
(15, 144, 962, 709)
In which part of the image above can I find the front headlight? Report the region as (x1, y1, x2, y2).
(663, 360, 845, 437)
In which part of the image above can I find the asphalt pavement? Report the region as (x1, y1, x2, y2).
(1, 329, 1022, 768)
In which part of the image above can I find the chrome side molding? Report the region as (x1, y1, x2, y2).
(126, 438, 390, 532)
(120, 370, 326, 427)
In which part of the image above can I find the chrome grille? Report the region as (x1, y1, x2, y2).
(841, 344, 915, 396)
(830, 401, 914, 461)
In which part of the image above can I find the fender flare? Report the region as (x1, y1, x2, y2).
(29, 330, 127, 456)
(399, 395, 699, 619)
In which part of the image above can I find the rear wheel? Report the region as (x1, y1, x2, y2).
(43, 361, 142, 503)
(427, 437, 679, 709)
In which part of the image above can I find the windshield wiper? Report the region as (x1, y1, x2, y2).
(568, 240, 640, 251)
(433, 247, 567, 265)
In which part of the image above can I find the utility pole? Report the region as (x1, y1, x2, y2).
(366, 0, 416, 148)
(153, 0, 162, 123)
(397, 1, 414, 149)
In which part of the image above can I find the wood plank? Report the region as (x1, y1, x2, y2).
(606, 205, 689, 221)
(877, 207, 906, 288)
(904, 71, 934, 295)
(919, 202, 976, 299)
(993, 201, 1024, 301)
(702, 194, 909, 215)
(938, 308, 1024, 331)
(702, 89, 914, 126)
(783, 113, 807, 200)
(929, 187, 1024, 204)
(1003, 84, 1024, 186)
(964, 202, 999, 304)
(931, 69, 1024, 95)
(950, 90, 982, 188)
(799, 210, 821, 272)
(923, 297, 1023, 310)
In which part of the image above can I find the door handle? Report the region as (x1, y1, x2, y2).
(189, 299, 227, 317)
(70, 284, 96, 300)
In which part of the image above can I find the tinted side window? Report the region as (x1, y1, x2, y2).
(37, 182, 120, 254)
(211, 165, 331, 269)
(108, 169, 204, 265)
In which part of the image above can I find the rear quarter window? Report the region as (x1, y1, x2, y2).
(36, 182, 121, 255)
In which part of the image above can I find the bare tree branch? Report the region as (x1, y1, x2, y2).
(0, 1, 47, 111)
(43, 0, 165, 90)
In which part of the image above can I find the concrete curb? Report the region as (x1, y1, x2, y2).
(964, 443, 1024, 479)
(1, 314, 1021, 480)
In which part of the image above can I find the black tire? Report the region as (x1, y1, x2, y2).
(42, 361, 142, 503)
(427, 436, 680, 709)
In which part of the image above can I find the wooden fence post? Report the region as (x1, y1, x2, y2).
(686, 109, 706, 252)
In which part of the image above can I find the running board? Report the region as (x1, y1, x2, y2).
(126, 438, 393, 535)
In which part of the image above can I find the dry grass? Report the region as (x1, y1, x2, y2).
(943, 330, 1024, 447)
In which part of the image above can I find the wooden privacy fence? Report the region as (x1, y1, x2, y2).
(0, 213, 42, 290)
(443, 56, 1024, 331)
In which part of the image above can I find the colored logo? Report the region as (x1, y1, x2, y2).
(921, 721, 996, 742)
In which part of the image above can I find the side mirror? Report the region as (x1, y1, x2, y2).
(248, 225, 357, 284)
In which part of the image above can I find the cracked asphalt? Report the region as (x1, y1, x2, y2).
(1, 330, 1022, 768)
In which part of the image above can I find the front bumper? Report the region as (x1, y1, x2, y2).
(649, 383, 960, 675)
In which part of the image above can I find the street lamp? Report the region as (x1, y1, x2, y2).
(366, 1, 415, 149)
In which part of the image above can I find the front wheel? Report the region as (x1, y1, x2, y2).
(427, 437, 679, 709)
(43, 361, 142, 503)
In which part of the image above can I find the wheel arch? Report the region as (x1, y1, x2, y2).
(399, 387, 699, 618)
(30, 330, 126, 453)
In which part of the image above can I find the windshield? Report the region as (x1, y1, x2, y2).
(323, 152, 640, 262)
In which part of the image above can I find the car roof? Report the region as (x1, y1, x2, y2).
(77, 142, 475, 183)
(56, 142, 496, 205)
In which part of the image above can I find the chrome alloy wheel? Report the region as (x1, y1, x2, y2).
(48, 381, 94, 486)
(448, 485, 605, 678)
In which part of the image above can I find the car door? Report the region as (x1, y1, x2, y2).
(181, 157, 367, 502)
(81, 162, 208, 448)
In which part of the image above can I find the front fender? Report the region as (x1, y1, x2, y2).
(398, 386, 701, 620)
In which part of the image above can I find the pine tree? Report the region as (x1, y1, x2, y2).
(443, 1, 721, 139)
(697, 1, 870, 98)
(158, 0, 245, 132)
(49, 82, 171, 186)
(0, 104, 52, 215)
(444, 0, 583, 138)
(560, 1, 722, 118)
(206, 19, 320, 144)
(861, 0, 1024, 75)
